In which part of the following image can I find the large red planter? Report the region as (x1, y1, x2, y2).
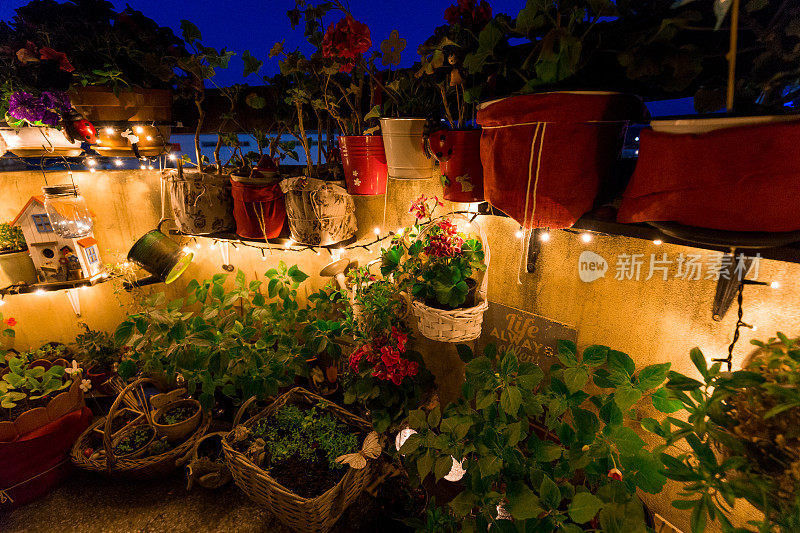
(339, 135, 388, 195)
(428, 129, 484, 203)
(477, 92, 644, 229)
(618, 118, 800, 232)
(230, 179, 286, 240)
(1, 407, 92, 507)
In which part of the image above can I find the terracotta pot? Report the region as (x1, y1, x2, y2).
(169, 171, 235, 235)
(153, 398, 202, 443)
(86, 364, 114, 393)
(0, 127, 83, 158)
(380, 118, 435, 179)
(339, 135, 388, 195)
(428, 129, 484, 202)
(0, 250, 37, 286)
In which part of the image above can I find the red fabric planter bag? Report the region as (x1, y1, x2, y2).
(477, 92, 644, 229)
(230, 179, 286, 240)
(429, 129, 484, 203)
(618, 121, 800, 232)
(1, 407, 92, 507)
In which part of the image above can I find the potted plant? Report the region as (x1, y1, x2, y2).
(270, 2, 357, 245)
(111, 423, 156, 459)
(617, 1, 800, 235)
(337, 264, 434, 433)
(381, 196, 489, 343)
(417, 0, 497, 202)
(222, 388, 379, 533)
(654, 334, 800, 531)
(152, 398, 202, 442)
(75, 324, 120, 393)
(398, 342, 672, 531)
(467, 1, 644, 230)
(0, 222, 36, 287)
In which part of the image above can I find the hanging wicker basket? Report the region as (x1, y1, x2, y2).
(70, 377, 210, 479)
(411, 214, 490, 343)
(222, 387, 378, 533)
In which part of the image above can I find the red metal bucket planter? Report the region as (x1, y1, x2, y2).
(477, 92, 644, 229)
(230, 179, 286, 240)
(428, 129, 484, 203)
(339, 135, 388, 195)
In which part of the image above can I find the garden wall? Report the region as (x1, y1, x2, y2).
(3, 168, 797, 531)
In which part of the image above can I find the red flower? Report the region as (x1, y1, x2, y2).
(39, 47, 74, 72)
(444, 0, 492, 29)
(409, 195, 443, 221)
(607, 468, 622, 481)
(4, 317, 17, 327)
(322, 15, 371, 73)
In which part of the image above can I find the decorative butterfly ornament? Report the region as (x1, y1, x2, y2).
(335, 431, 381, 469)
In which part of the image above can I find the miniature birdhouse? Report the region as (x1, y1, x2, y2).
(11, 196, 103, 282)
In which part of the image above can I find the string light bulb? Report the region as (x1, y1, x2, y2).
(168, 154, 177, 161)
(135, 126, 144, 134)
(285, 239, 294, 248)
(140, 164, 146, 170)
(539, 231, 551, 243)
(581, 233, 593, 243)
(373, 227, 380, 236)
(771, 281, 780, 289)
(105, 127, 114, 135)
(146, 136, 153, 141)
(653, 239, 663, 245)
(182, 247, 192, 254)
(114, 159, 123, 167)
(515, 228, 524, 239)
(35, 289, 46, 296)
(86, 158, 97, 166)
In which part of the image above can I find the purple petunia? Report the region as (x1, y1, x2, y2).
(7, 90, 71, 127)
(40, 90, 72, 115)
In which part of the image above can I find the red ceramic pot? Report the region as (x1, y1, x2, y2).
(339, 135, 388, 195)
(230, 179, 286, 240)
(87, 365, 114, 393)
(428, 129, 484, 203)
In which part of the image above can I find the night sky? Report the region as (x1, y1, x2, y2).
(0, 0, 694, 115)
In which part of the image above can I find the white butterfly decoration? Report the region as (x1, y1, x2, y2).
(335, 431, 382, 470)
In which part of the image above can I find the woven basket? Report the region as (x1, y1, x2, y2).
(281, 177, 357, 246)
(222, 387, 377, 533)
(411, 214, 491, 343)
(70, 378, 210, 479)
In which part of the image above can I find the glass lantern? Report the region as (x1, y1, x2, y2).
(42, 184, 94, 238)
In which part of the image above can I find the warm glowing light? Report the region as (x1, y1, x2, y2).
(195, 242, 201, 250)
(96, 139, 102, 144)
(182, 247, 192, 254)
(135, 126, 144, 134)
(771, 281, 780, 289)
(315, 250, 321, 256)
(105, 127, 115, 135)
(540, 231, 551, 243)
(209, 242, 217, 250)
(87, 158, 97, 166)
(147, 165, 154, 170)
(35, 289, 46, 296)
(140, 164, 146, 170)
(146, 136, 153, 141)
(653, 239, 663, 245)
(168, 154, 177, 161)
(373, 227, 380, 236)
(114, 159, 123, 167)
(80, 285, 89, 291)
(0, 300, 5, 306)
(89, 168, 96, 173)
(285, 239, 294, 248)
(581, 233, 593, 243)
(396, 227, 405, 236)
(515, 228, 524, 239)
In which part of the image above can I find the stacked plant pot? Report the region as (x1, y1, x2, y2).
(230, 156, 287, 240)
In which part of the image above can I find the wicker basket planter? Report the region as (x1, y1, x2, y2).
(70, 378, 210, 479)
(411, 215, 491, 343)
(168, 170, 235, 235)
(281, 177, 357, 246)
(222, 387, 378, 533)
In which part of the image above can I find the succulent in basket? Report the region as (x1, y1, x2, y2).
(0, 223, 27, 254)
(654, 333, 800, 532)
(381, 196, 486, 310)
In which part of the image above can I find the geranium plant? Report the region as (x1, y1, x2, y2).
(381, 196, 486, 310)
(398, 342, 674, 531)
(653, 334, 800, 532)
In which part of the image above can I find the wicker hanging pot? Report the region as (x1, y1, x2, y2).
(168, 170, 235, 235)
(410, 214, 491, 343)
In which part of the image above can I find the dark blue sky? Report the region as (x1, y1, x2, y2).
(0, 0, 525, 86)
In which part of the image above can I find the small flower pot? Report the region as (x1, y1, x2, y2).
(428, 129, 484, 203)
(169, 171, 235, 235)
(111, 424, 156, 459)
(86, 364, 114, 394)
(380, 118, 435, 179)
(230, 179, 286, 240)
(339, 135, 388, 195)
(153, 398, 202, 443)
(0, 250, 37, 287)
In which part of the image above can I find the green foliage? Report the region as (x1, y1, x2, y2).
(115, 264, 335, 410)
(0, 355, 71, 415)
(0, 223, 26, 253)
(75, 324, 120, 371)
(250, 404, 358, 470)
(654, 335, 800, 532)
(400, 343, 668, 532)
(114, 425, 155, 456)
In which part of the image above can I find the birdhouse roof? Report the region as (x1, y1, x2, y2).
(76, 237, 97, 248)
(11, 195, 45, 226)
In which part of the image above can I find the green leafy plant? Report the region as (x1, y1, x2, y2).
(115, 264, 339, 410)
(1, 355, 71, 418)
(161, 404, 198, 425)
(399, 342, 673, 532)
(653, 334, 800, 532)
(114, 425, 155, 456)
(250, 404, 358, 470)
(0, 223, 26, 253)
(75, 324, 120, 372)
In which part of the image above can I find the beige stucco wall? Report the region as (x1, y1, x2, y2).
(1, 168, 795, 531)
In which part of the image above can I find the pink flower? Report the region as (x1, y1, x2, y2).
(4, 317, 17, 327)
(321, 15, 371, 73)
(409, 195, 443, 221)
